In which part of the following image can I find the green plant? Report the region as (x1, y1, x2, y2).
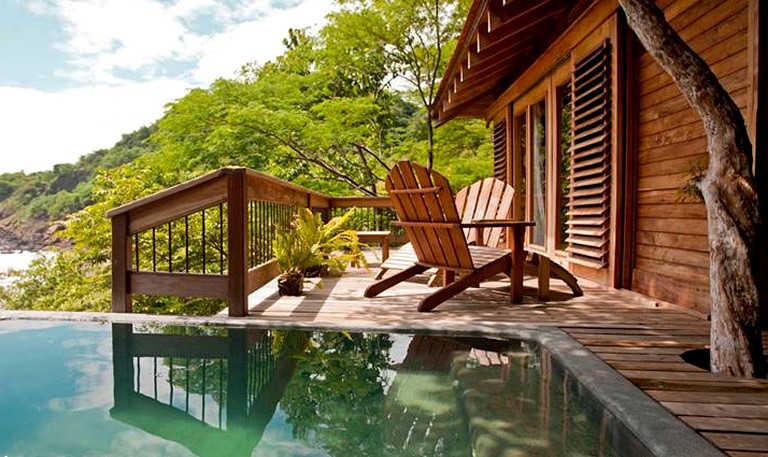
(273, 208, 368, 277)
(677, 157, 707, 203)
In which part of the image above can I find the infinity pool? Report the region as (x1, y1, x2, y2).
(0, 320, 655, 456)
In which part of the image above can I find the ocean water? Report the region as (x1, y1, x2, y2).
(0, 250, 36, 289)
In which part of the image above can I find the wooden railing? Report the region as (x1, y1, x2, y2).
(107, 167, 394, 317)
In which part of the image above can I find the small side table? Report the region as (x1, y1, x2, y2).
(356, 231, 391, 261)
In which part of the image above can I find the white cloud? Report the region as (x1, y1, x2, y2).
(1, 0, 334, 174)
(191, 0, 333, 83)
(0, 80, 190, 173)
(35, 0, 333, 85)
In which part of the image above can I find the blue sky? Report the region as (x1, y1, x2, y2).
(0, 0, 333, 174)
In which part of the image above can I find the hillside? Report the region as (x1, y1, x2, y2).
(0, 125, 156, 251)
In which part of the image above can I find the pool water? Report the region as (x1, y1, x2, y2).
(0, 320, 652, 456)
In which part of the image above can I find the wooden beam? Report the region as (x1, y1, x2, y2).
(127, 177, 227, 234)
(111, 213, 132, 312)
(106, 168, 227, 217)
(247, 261, 280, 294)
(328, 196, 393, 208)
(486, 0, 616, 120)
(129, 271, 228, 298)
(227, 169, 249, 317)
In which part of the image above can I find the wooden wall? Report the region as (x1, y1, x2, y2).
(631, 0, 750, 313)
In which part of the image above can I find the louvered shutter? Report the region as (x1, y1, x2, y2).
(493, 121, 507, 182)
(566, 41, 611, 268)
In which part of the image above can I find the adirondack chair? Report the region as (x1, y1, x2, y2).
(376, 175, 584, 299)
(375, 177, 513, 280)
(364, 161, 533, 311)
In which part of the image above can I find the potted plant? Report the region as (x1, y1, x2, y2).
(273, 208, 367, 296)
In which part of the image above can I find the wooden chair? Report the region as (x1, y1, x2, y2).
(364, 161, 528, 312)
(376, 175, 584, 299)
(375, 177, 514, 280)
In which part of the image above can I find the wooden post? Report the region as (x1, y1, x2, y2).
(511, 225, 525, 302)
(227, 169, 249, 317)
(111, 213, 132, 312)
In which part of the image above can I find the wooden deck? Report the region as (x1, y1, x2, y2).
(243, 264, 768, 457)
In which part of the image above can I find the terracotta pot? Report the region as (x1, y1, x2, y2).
(277, 271, 304, 296)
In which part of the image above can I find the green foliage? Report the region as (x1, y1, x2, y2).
(0, 125, 155, 225)
(678, 157, 707, 203)
(0, 250, 110, 312)
(274, 208, 368, 277)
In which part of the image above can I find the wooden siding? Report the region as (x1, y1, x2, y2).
(632, 0, 750, 314)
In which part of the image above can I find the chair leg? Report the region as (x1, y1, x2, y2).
(374, 267, 388, 280)
(537, 255, 550, 301)
(419, 257, 509, 312)
(365, 264, 429, 298)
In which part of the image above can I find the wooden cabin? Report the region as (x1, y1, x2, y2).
(432, 0, 766, 316)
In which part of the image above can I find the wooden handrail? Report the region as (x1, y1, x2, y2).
(329, 196, 392, 208)
(109, 166, 397, 318)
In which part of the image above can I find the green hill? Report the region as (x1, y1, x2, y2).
(0, 125, 156, 251)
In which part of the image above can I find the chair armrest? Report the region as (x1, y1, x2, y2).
(462, 219, 535, 228)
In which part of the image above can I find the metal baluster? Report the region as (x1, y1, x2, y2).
(201, 209, 206, 274)
(152, 228, 157, 272)
(185, 216, 190, 273)
(134, 233, 140, 271)
(168, 222, 173, 272)
(248, 201, 253, 268)
(219, 203, 224, 274)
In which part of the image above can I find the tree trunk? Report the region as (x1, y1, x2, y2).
(426, 115, 435, 170)
(619, 0, 765, 377)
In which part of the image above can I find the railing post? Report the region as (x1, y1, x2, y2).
(227, 169, 249, 317)
(111, 213, 132, 312)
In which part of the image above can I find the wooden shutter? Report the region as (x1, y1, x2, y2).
(566, 41, 611, 268)
(493, 121, 507, 181)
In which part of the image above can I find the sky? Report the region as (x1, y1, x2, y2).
(0, 0, 334, 174)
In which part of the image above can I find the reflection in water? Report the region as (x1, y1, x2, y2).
(111, 325, 310, 457)
(109, 324, 651, 457)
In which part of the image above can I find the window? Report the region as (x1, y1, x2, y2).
(502, 40, 610, 267)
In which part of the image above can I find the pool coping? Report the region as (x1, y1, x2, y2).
(0, 309, 725, 457)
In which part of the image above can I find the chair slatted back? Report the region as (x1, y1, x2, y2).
(386, 161, 474, 270)
(455, 178, 514, 247)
